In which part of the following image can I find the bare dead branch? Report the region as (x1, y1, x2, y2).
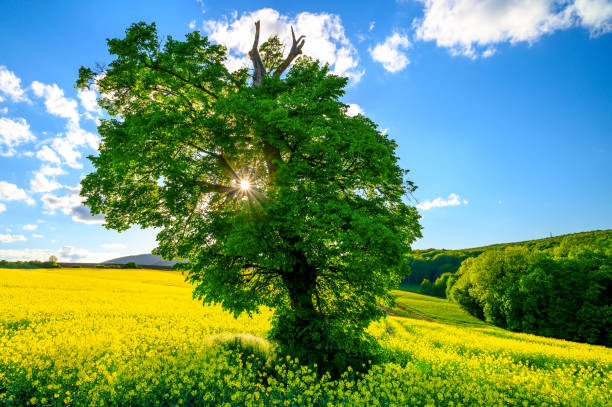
(247, 21, 292, 178)
(273, 26, 305, 77)
(248, 21, 266, 86)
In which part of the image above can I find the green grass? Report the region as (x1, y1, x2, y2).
(396, 282, 420, 292)
(391, 290, 489, 327)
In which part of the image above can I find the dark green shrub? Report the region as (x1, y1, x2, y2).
(121, 262, 140, 269)
(447, 247, 612, 346)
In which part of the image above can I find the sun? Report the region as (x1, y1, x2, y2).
(239, 179, 251, 191)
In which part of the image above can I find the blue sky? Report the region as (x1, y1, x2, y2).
(0, 0, 611, 262)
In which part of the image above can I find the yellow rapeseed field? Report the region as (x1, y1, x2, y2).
(1, 267, 610, 406)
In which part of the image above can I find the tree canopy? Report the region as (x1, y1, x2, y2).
(77, 21, 421, 372)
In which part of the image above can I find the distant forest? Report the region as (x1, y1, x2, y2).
(405, 230, 611, 295)
(406, 230, 611, 346)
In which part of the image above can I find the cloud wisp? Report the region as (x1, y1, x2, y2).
(0, 233, 27, 243)
(417, 193, 468, 211)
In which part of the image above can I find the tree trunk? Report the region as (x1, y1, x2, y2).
(283, 249, 317, 313)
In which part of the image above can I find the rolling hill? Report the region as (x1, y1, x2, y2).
(103, 253, 183, 267)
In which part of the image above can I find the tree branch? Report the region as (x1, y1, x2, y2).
(187, 143, 241, 180)
(273, 26, 305, 77)
(248, 21, 266, 87)
(195, 181, 236, 194)
(145, 61, 219, 99)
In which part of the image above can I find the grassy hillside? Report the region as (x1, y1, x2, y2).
(390, 290, 488, 327)
(1, 267, 611, 406)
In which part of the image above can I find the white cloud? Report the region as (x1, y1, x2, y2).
(417, 193, 468, 210)
(574, 0, 612, 34)
(413, 0, 612, 58)
(41, 187, 105, 225)
(369, 32, 411, 73)
(50, 136, 82, 169)
(65, 121, 99, 151)
(39, 165, 66, 176)
(36, 145, 61, 164)
(77, 87, 102, 123)
(204, 8, 364, 82)
(31, 81, 79, 124)
(57, 246, 86, 261)
(101, 243, 125, 249)
(32, 233, 43, 238)
(22, 224, 37, 231)
(0, 233, 26, 243)
(30, 81, 100, 169)
(0, 66, 29, 102)
(0, 117, 35, 156)
(71, 205, 105, 224)
(30, 172, 63, 193)
(0, 181, 28, 201)
(46, 122, 99, 169)
(0, 107, 7, 115)
(0, 246, 114, 262)
(77, 87, 99, 113)
(0, 248, 50, 261)
(41, 190, 81, 214)
(345, 103, 364, 117)
(56, 246, 115, 262)
(189, 19, 196, 29)
(0, 203, 5, 213)
(482, 47, 497, 58)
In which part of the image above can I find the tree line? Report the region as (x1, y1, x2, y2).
(407, 230, 611, 297)
(408, 230, 612, 346)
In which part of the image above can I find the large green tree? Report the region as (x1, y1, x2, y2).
(78, 21, 421, 371)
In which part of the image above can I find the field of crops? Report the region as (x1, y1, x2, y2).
(1, 267, 611, 406)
